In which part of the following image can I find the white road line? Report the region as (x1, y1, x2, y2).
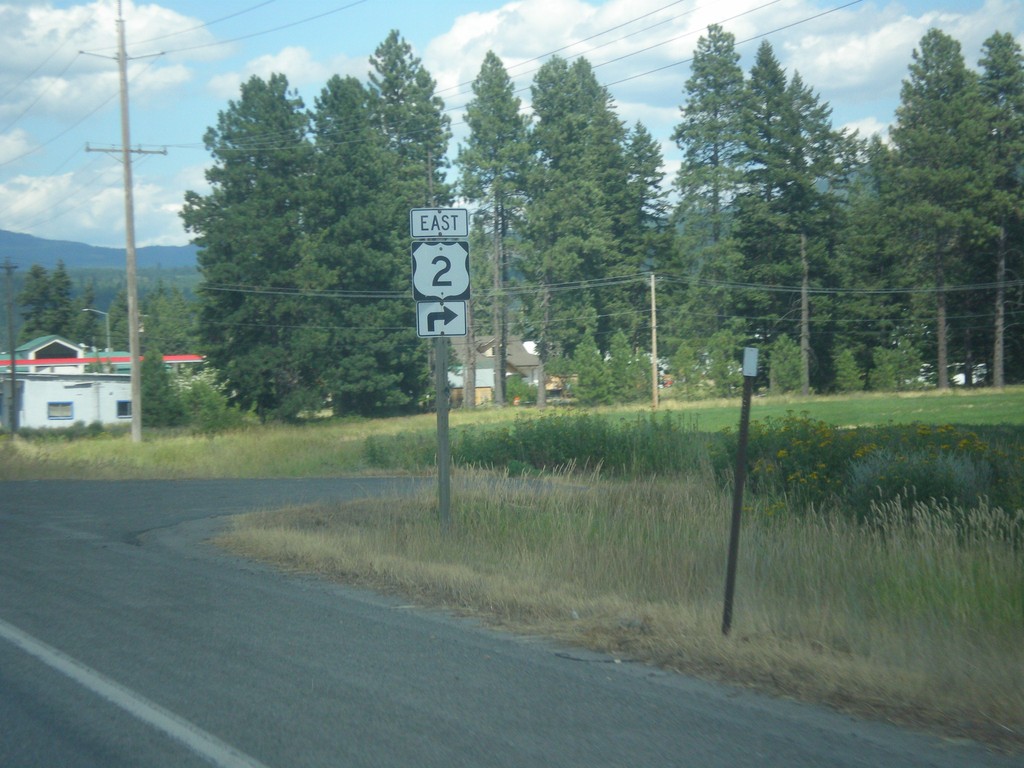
(0, 617, 271, 768)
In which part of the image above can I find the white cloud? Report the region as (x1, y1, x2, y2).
(842, 115, 890, 141)
(207, 47, 363, 100)
(0, 129, 34, 165)
(0, 1, 216, 122)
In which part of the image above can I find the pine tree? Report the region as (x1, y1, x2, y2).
(668, 25, 747, 385)
(308, 74, 426, 416)
(835, 136, 914, 387)
(181, 73, 313, 420)
(522, 57, 629, 405)
(890, 29, 993, 389)
(457, 51, 530, 406)
(368, 30, 452, 207)
(979, 31, 1024, 386)
(672, 24, 745, 249)
(614, 122, 670, 349)
(141, 281, 198, 356)
(17, 261, 75, 341)
(141, 343, 185, 427)
(734, 42, 851, 393)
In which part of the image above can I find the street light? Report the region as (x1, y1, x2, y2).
(81, 308, 111, 370)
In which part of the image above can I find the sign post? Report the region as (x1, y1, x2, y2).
(410, 209, 470, 531)
(722, 347, 758, 636)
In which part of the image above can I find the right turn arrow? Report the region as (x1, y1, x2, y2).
(427, 304, 457, 332)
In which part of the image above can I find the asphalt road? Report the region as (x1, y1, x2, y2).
(0, 478, 1017, 768)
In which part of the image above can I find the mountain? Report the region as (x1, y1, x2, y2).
(0, 229, 197, 270)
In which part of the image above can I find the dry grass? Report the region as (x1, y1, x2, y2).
(216, 469, 1024, 750)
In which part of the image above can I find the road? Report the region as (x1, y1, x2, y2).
(0, 478, 1016, 768)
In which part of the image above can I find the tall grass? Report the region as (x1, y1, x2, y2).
(221, 470, 1024, 742)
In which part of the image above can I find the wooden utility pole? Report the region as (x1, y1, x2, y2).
(85, 1, 165, 442)
(116, 0, 142, 443)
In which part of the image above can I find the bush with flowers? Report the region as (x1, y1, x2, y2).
(744, 413, 1024, 529)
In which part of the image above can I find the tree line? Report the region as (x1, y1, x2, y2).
(174, 25, 1023, 418)
(14, 261, 198, 357)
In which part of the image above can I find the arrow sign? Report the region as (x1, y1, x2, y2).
(412, 241, 470, 301)
(428, 304, 457, 332)
(416, 301, 467, 337)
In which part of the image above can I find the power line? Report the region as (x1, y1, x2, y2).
(131, 0, 373, 57)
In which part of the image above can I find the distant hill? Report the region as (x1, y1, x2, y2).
(0, 229, 197, 270)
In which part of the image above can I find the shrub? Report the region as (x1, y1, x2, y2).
(869, 342, 922, 391)
(847, 448, 994, 522)
(451, 411, 718, 477)
(769, 334, 802, 394)
(743, 413, 1024, 537)
(505, 376, 537, 405)
(363, 429, 435, 470)
(833, 348, 863, 393)
(178, 370, 246, 434)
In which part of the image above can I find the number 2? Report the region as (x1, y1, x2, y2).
(432, 255, 452, 287)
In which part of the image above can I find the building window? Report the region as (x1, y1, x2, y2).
(48, 402, 73, 420)
(116, 400, 132, 419)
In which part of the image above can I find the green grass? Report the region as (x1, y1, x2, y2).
(3, 387, 1022, 481)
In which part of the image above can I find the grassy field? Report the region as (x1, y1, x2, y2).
(3, 386, 1023, 480)
(4, 387, 1023, 748)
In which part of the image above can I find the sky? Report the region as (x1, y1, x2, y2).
(0, 0, 1021, 251)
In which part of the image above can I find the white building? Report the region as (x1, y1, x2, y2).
(2, 373, 132, 429)
(1, 333, 201, 430)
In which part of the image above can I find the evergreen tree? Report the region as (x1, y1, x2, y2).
(571, 329, 611, 406)
(108, 289, 129, 352)
(457, 51, 530, 406)
(734, 42, 851, 393)
(890, 29, 993, 389)
(668, 25, 747, 385)
(672, 24, 746, 251)
(141, 344, 185, 427)
(614, 122, 670, 348)
(368, 30, 452, 207)
(834, 136, 911, 386)
(18, 264, 53, 341)
(18, 261, 75, 341)
(71, 281, 99, 349)
(607, 329, 649, 403)
(308, 74, 427, 416)
(141, 281, 198, 356)
(181, 73, 313, 420)
(522, 57, 629, 404)
(979, 31, 1024, 386)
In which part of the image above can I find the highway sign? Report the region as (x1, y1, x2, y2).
(416, 301, 467, 337)
(409, 208, 469, 239)
(411, 241, 470, 301)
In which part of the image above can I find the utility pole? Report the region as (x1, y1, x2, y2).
(85, 1, 165, 443)
(3, 258, 17, 434)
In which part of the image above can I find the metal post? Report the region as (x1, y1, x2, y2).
(650, 272, 658, 409)
(722, 347, 758, 636)
(434, 336, 451, 531)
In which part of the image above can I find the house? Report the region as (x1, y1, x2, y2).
(448, 337, 545, 406)
(1, 334, 202, 430)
